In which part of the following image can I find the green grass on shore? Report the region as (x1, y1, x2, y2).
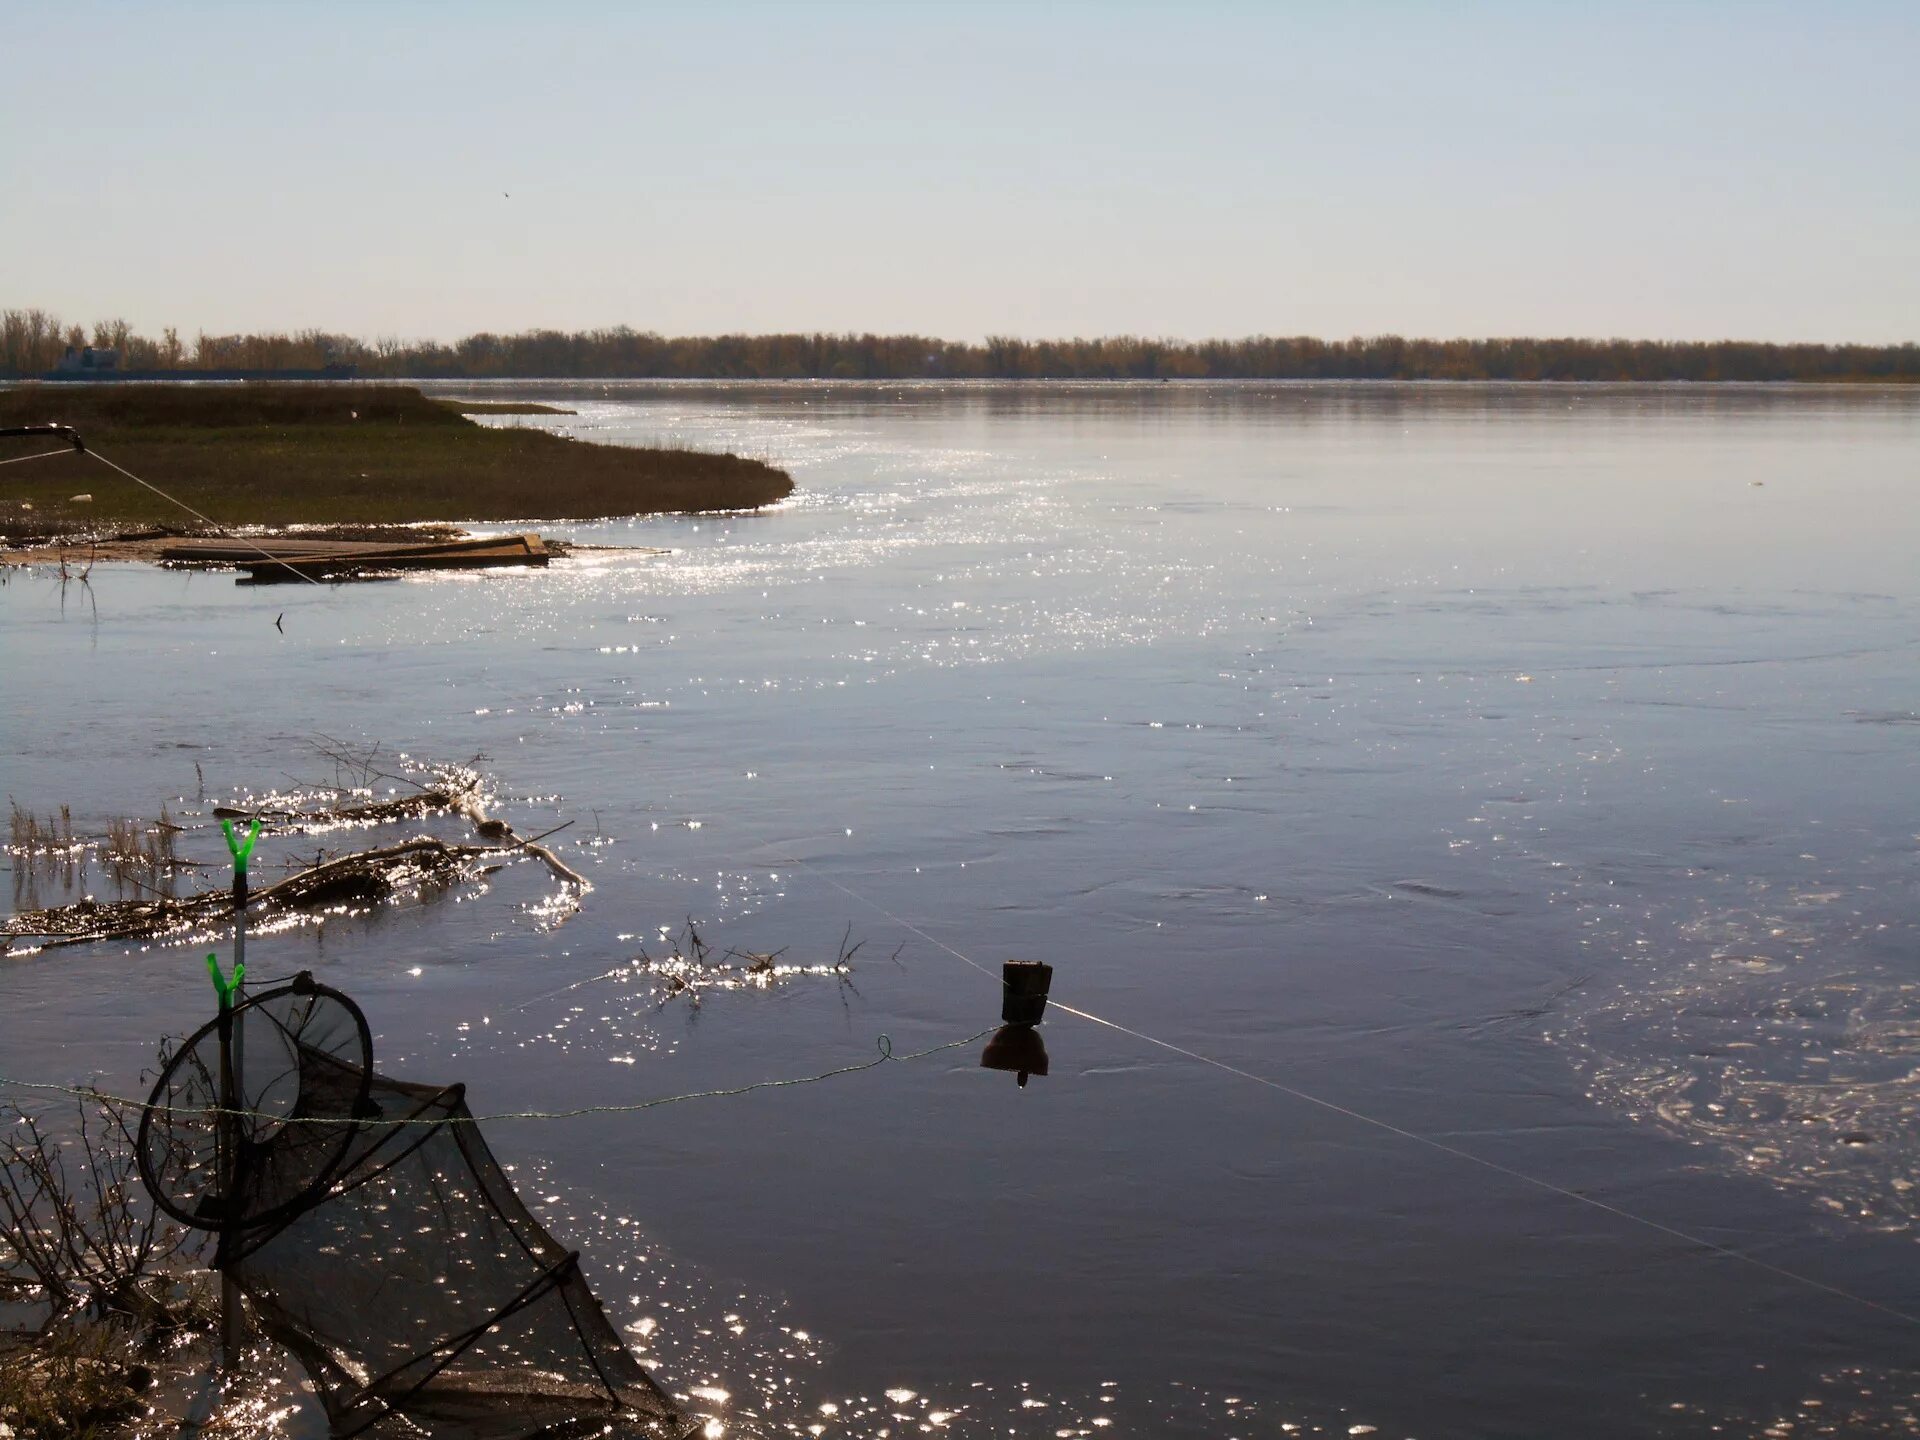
(0, 384, 790, 538)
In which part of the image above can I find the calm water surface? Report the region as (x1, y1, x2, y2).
(4, 382, 1919, 1438)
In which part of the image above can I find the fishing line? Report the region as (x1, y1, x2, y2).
(775, 847, 1920, 1330)
(2, 609, 1903, 1324)
(0, 447, 76, 467)
(6, 835, 1913, 1326)
(83, 447, 330, 588)
(6, 434, 326, 587)
(0, 1027, 992, 1128)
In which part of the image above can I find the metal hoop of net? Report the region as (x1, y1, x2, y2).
(135, 974, 373, 1233)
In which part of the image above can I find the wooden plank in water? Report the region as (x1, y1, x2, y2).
(238, 544, 550, 582)
(160, 534, 549, 585)
(162, 533, 548, 565)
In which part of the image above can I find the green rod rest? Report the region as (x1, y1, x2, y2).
(220, 818, 262, 876)
(206, 952, 245, 1011)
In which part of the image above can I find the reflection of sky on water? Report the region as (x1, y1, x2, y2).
(5, 382, 1920, 1439)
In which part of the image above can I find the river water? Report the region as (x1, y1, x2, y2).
(3, 381, 1918, 1438)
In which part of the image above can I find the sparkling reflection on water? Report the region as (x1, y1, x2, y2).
(3, 382, 1919, 1438)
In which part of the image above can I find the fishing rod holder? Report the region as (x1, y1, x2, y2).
(0, 424, 86, 452)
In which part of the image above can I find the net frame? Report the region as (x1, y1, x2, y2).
(135, 975, 374, 1233)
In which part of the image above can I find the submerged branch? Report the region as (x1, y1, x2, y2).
(4, 745, 597, 951)
(452, 794, 591, 891)
(211, 789, 456, 831)
(2, 837, 487, 949)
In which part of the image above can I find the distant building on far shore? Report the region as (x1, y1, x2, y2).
(56, 345, 120, 374)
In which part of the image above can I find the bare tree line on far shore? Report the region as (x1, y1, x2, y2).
(4, 307, 1916, 383)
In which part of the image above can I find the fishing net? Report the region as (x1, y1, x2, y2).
(138, 974, 688, 1439)
(137, 978, 373, 1233)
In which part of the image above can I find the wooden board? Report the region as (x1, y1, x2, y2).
(160, 533, 548, 564)
(159, 533, 551, 581)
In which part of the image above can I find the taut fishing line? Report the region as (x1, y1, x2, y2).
(4, 811, 1913, 1328)
(772, 846, 1920, 1331)
(0, 447, 77, 467)
(1, 433, 332, 586)
(83, 447, 330, 588)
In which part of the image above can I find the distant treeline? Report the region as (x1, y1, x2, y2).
(5, 309, 1916, 382)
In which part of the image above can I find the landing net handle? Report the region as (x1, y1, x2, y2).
(217, 819, 258, 1368)
(216, 969, 242, 1367)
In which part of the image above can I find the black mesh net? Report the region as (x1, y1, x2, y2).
(138, 978, 374, 1233)
(138, 975, 689, 1440)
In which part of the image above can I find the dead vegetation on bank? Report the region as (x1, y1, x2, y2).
(0, 1323, 153, 1440)
(0, 1086, 206, 1440)
(0, 1096, 196, 1332)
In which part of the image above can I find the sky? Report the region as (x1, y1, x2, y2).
(3, 2, 1916, 345)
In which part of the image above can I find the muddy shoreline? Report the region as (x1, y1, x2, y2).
(0, 525, 663, 572)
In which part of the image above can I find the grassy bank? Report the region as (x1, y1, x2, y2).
(0, 384, 790, 538)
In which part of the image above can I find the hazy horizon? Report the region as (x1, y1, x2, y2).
(13, 310, 1920, 349)
(10, 312, 1920, 350)
(4, 2, 1916, 345)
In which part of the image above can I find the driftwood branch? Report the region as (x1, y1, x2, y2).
(210, 790, 455, 831)
(4, 745, 592, 950)
(451, 795, 591, 891)
(3, 837, 486, 949)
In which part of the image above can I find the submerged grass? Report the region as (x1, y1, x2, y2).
(0, 384, 791, 537)
(8, 803, 200, 915)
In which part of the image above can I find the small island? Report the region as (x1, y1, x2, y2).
(0, 384, 792, 545)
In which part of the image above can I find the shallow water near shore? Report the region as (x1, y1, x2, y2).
(4, 381, 1920, 1438)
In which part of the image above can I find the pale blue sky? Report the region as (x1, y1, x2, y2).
(4, 2, 1915, 343)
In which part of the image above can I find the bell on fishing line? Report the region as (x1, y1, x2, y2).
(981, 960, 1053, 1086)
(980, 1024, 1049, 1087)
